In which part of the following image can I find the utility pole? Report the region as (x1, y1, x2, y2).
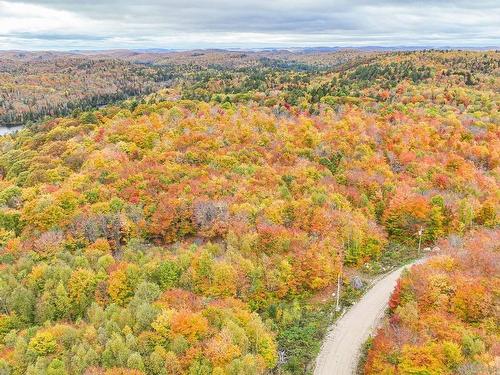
(335, 272, 341, 312)
(417, 227, 423, 256)
(335, 239, 344, 313)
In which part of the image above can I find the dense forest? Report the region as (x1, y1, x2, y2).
(0, 49, 368, 127)
(0, 54, 173, 126)
(364, 229, 498, 374)
(0, 49, 498, 374)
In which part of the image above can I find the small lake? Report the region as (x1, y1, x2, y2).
(0, 125, 23, 136)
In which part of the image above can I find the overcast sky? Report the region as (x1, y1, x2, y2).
(0, 0, 499, 50)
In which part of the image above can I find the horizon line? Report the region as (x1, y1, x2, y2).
(1, 45, 499, 53)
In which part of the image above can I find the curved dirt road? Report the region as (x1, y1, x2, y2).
(315, 260, 424, 375)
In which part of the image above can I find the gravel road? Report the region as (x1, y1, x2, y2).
(314, 260, 424, 375)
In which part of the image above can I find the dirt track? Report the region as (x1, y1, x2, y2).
(314, 260, 424, 375)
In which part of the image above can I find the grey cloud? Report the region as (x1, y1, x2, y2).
(2, 32, 107, 41)
(1, 0, 499, 49)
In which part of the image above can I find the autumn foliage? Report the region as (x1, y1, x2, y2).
(0, 50, 498, 374)
(364, 230, 499, 374)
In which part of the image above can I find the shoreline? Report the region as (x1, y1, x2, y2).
(0, 125, 23, 136)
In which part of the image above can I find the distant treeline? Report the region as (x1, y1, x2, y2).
(0, 87, 157, 127)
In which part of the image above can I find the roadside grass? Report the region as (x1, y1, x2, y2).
(273, 243, 418, 374)
(273, 280, 369, 374)
(356, 336, 374, 374)
(274, 301, 335, 374)
(362, 242, 419, 275)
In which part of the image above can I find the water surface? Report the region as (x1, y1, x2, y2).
(0, 125, 23, 136)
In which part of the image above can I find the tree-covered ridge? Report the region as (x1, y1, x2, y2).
(0, 56, 176, 126)
(0, 50, 498, 374)
(4, 49, 497, 128)
(364, 229, 499, 374)
(180, 50, 499, 109)
(0, 49, 371, 127)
